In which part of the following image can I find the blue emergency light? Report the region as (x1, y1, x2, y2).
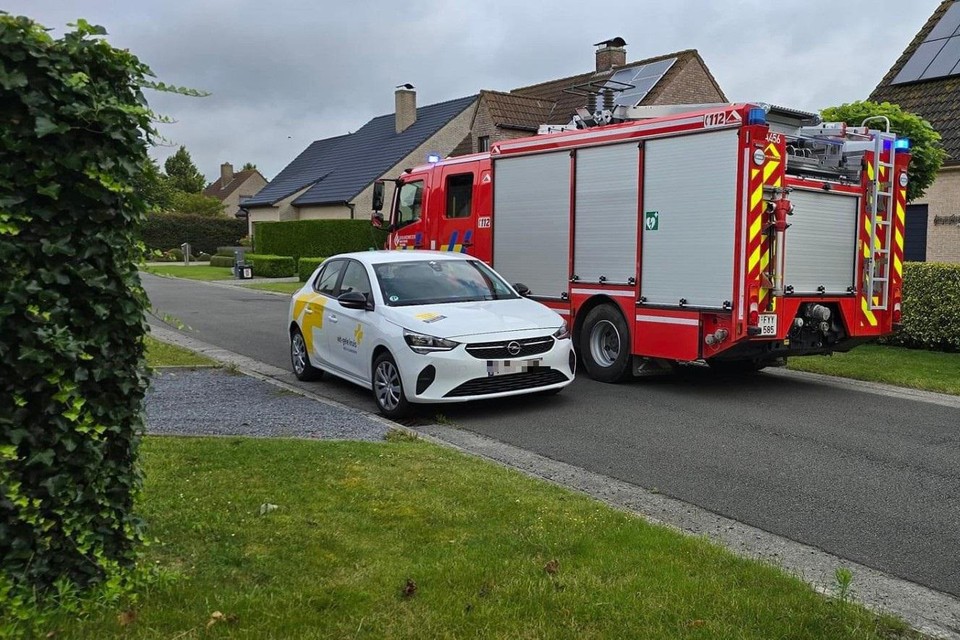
(426, 152, 441, 163)
(894, 138, 911, 151)
(747, 107, 767, 125)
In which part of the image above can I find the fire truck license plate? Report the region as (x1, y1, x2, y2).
(759, 314, 777, 336)
(486, 359, 543, 377)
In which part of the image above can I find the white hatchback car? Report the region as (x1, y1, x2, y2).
(288, 251, 575, 418)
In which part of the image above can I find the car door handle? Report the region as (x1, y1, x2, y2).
(328, 314, 338, 323)
(304, 308, 314, 314)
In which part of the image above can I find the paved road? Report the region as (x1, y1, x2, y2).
(144, 273, 960, 597)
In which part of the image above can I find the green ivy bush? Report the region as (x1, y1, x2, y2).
(246, 254, 296, 278)
(0, 13, 156, 620)
(888, 263, 960, 351)
(141, 212, 245, 254)
(254, 219, 387, 261)
(298, 257, 326, 282)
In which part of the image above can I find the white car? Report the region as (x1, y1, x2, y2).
(288, 251, 575, 418)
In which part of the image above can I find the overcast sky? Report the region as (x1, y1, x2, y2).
(7, 1, 937, 182)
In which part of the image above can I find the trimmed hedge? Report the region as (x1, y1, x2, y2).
(141, 212, 246, 255)
(889, 262, 960, 351)
(246, 254, 296, 278)
(209, 255, 235, 268)
(254, 219, 387, 261)
(298, 257, 326, 282)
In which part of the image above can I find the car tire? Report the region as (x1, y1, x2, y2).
(579, 304, 632, 383)
(372, 352, 411, 419)
(290, 326, 323, 381)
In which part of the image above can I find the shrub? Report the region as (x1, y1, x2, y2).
(141, 212, 245, 255)
(166, 247, 184, 261)
(209, 255, 235, 268)
(246, 254, 296, 278)
(167, 189, 224, 217)
(196, 251, 211, 261)
(888, 262, 960, 351)
(1, 15, 152, 603)
(254, 219, 387, 261)
(298, 257, 326, 282)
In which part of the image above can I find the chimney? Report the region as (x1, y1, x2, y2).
(594, 37, 627, 72)
(220, 162, 234, 186)
(395, 84, 417, 134)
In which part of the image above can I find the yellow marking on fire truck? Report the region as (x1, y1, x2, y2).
(861, 297, 878, 327)
(748, 246, 761, 273)
(866, 161, 875, 182)
(763, 158, 779, 182)
(750, 216, 762, 242)
(751, 185, 764, 211)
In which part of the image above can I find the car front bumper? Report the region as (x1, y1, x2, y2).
(399, 336, 575, 404)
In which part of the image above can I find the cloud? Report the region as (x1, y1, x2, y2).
(5, 0, 935, 181)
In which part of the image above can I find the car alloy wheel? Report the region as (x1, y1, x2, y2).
(290, 327, 323, 381)
(372, 352, 411, 418)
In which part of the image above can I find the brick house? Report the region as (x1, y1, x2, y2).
(451, 40, 727, 156)
(870, 0, 960, 263)
(202, 163, 267, 217)
(246, 38, 726, 233)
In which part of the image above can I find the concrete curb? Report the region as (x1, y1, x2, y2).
(146, 323, 960, 639)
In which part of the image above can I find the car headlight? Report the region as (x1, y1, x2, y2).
(403, 329, 459, 354)
(552, 321, 570, 341)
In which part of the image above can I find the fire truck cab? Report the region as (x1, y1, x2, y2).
(372, 102, 911, 382)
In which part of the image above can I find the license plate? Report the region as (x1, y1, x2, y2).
(486, 359, 543, 377)
(759, 314, 777, 336)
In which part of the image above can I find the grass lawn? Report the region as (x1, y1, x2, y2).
(52, 436, 913, 639)
(242, 281, 303, 294)
(145, 336, 217, 367)
(787, 344, 960, 395)
(142, 264, 235, 281)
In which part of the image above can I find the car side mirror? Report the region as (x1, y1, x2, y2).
(338, 291, 373, 310)
(514, 283, 531, 297)
(372, 180, 385, 212)
(371, 211, 385, 229)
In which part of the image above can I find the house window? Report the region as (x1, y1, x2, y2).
(445, 173, 473, 219)
(478, 136, 490, 152)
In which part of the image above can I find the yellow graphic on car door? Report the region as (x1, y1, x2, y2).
(293, 291, 326, 352)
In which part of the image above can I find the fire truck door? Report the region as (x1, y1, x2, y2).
(390, 175, 428, 250)
(434, 164, 478, 254)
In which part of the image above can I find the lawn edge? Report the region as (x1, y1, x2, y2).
(144, 324, 960, 639)
(139, 270, 297, 297)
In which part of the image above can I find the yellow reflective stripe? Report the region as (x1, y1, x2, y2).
(866, 162, 875, 181)
(749, 216, 762, 241)
(763, 160, 779, 182)
(896, 198, 906, 225)
(759, 249, 769, 272)
(748, 246, 761, 272)
(894, 255, 903, 278)
(861, 297, 878, 326)
(766, 143, 781, 160)
(774, 177, 782, 188)
(751, 186, 764, 211)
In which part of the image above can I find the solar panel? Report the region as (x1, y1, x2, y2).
(926, 1, 960, 40)
(921, 34, 960, 78)
(893, 1, 960, 84)
(601, 57, 677, 107)
(893, 40, 947, 83)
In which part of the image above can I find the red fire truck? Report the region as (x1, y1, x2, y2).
(371, 102, 911, 382)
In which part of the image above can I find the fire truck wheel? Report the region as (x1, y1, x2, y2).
(580, 305, 631, 383)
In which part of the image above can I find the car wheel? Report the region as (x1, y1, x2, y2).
(290, 326, 323, 381)
(372, 352, 411, 419)
(579, 304, 632, 383)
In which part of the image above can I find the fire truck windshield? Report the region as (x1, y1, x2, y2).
(395, 180, 424, 228)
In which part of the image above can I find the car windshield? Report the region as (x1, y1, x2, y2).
(374, 259, 519, 307)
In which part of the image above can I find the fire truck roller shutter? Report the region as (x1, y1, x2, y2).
(640, 129, 739, 308)
(492, 151, 571, 298)
(574, 143, 639, 284)
(783, 189, 858, 295)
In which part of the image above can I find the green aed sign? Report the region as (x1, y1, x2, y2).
(644, 211, 659, 231)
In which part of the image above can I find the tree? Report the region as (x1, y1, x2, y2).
(168, 190, 225, 216)
(241, 162, 257, 171)
(163, 145, 205, 193)
(131, 157, 174, 211)
(820, 101, 947, 202)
